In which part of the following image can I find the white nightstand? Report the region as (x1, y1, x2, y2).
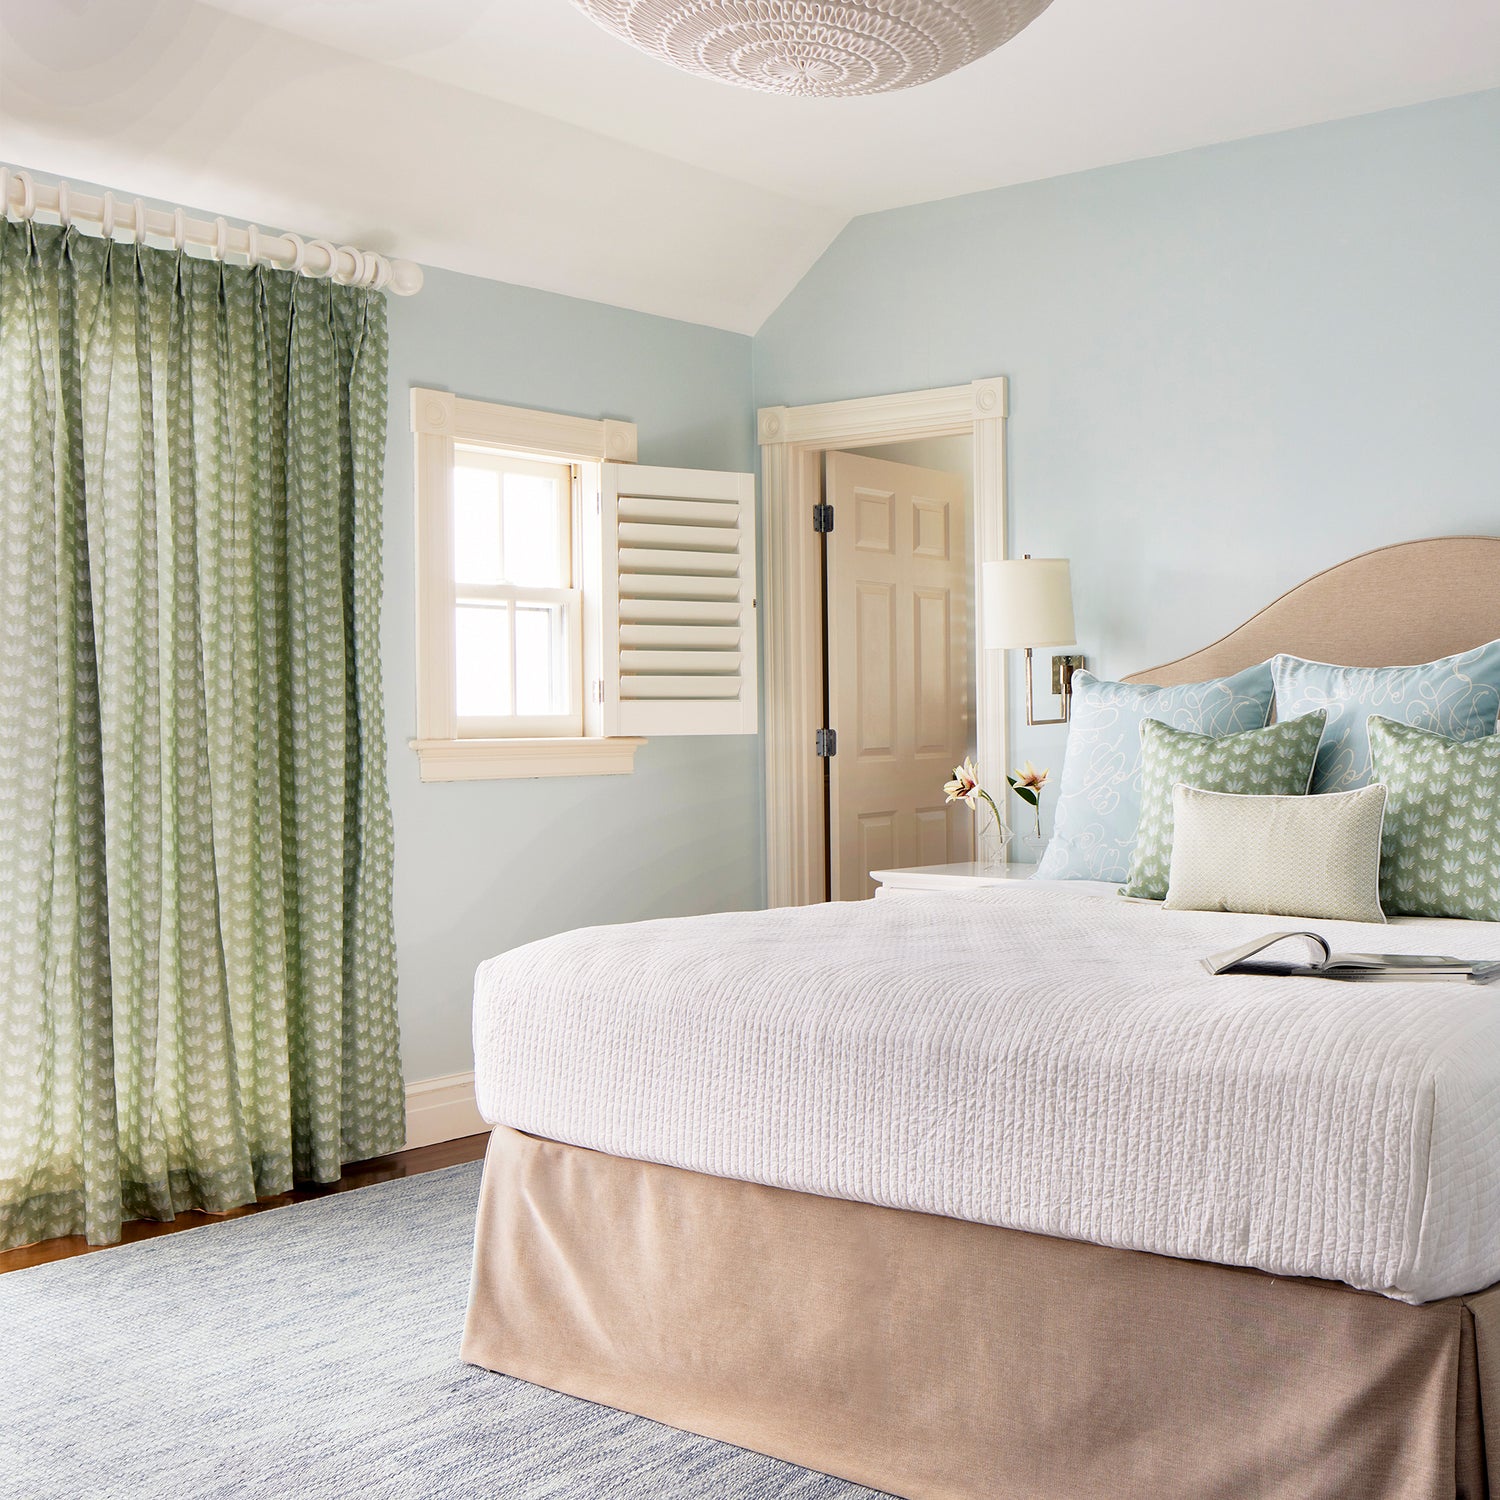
(870, 861, 1036, 892)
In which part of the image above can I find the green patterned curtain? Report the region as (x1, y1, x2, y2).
(0, 222, 403, 1252)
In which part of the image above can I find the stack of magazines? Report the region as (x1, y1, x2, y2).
(1205, 932, 1500, 985)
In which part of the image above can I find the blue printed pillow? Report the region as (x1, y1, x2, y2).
(1035, 664, 1275, 883)
(1273, 642, 1500, 794)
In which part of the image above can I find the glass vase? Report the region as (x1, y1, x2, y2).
(974, 814, 1013, 873)
(1016, 805, 1046, 866)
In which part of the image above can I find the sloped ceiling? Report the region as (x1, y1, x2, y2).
(4, 0, 1500, 333)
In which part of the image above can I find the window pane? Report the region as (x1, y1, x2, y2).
(455, 604, 510, 718)
(503, 473, 564, 587)
(454, 467, 503, 585)
(515, 603, 570, 716)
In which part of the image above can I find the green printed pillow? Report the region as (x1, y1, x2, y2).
(1120, 710, 1328, 900)
(1368, 716, 1500, 922)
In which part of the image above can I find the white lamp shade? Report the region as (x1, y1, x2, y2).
(983, 559, 1076, 649)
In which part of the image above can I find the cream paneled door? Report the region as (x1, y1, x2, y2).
(825, 452, 971, 901)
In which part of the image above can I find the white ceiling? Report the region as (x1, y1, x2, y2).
(4, 0, 1500, 333)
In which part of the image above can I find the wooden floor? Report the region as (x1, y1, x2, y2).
(0, 1132, 491, 1276)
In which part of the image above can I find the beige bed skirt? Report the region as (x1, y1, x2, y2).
(462, 1127, 1500, 1499)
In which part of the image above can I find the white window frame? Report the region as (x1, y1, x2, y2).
(451, 448, 580, 739)
(411, 389, 645, 782)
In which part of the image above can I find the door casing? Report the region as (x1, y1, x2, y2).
(758, 378, 1010, 907)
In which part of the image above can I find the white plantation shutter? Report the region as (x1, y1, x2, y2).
(600, 463, 758, 736)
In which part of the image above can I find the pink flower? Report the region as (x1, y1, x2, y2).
(1006, 761, 1050, 840)
(944, 757, 981, 808)
(1011, 761, 1048, 794)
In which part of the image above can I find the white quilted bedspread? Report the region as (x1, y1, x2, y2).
(472, 884, 1500, 1303)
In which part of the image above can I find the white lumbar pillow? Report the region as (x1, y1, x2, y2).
(1163, 783, 1388, 924)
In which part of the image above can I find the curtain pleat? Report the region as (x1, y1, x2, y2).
(0, 222, 403, 1250)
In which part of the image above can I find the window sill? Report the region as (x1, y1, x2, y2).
(410, 736, 646, 782)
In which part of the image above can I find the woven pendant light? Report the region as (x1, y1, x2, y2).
(572, 0, 1055, 97)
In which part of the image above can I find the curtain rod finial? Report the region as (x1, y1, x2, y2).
(388, 258, 423, 296)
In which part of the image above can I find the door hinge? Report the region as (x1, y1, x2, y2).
(812, 502, 834, 534)
(592, 679, 604, 704)
(815, 727, 837, 758)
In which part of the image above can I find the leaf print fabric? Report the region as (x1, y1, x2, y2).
(0, 222, 403, 1252)
(1369, 716, 1500, 923)
(1120, 710, 1327, 901)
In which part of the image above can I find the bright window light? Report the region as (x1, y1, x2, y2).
(452, 449, 580, 737)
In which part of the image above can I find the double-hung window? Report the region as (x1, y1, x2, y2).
(411, 388, 758, 782)
(452, 449, 579, 737)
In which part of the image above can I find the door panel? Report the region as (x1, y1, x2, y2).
(912, 588, 954, 756)
(857, 811, 899, 881)
(855, 582, 897, 757)
(914, 806, 957, 866)
(912, 496, 952, 559)
(826, 452, 970, 901)
(854, 487, 894, 553)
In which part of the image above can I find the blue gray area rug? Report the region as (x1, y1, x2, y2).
(0, 1161, 888, 1500)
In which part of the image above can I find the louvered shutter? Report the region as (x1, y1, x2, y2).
(600, 463, 758, 736)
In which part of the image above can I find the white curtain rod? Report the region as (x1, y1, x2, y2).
(0, 168, 423, 296)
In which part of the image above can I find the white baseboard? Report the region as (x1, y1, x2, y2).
(404, 1070, 488, 1150)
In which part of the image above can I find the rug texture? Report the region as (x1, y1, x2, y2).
(0, 1161, 887, 1499)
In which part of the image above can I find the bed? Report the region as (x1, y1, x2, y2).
(462, 536, 1500, 1500)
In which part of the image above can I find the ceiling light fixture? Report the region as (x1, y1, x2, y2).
(571, 0, 1055, 98)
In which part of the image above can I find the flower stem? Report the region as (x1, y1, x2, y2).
(978, 790, 1005, 835)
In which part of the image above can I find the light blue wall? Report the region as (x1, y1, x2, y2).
(384, 270, 758, 1081)
(753, 89, 1500, 818)
(24, 86, 1500, 1078)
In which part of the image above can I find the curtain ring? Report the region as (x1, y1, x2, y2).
(56, 180, 70, 228)
(0, 167, 11, 223)
(283, 231, 306, 274)
(101, 191, 116, 239)
(370, 255, 392, 291)
(246, 223, 259, 268)
(132, 198, 147, 244)
(210, 215, 227, 261)
(172, 206, 187, 252)
(307, 237, 338, 280)
(337, 244, 365, 286)
(18, 170, 35, 219)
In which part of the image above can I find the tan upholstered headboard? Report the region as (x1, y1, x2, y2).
(1124, 537, 1500, 687)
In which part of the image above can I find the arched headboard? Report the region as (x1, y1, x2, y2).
(1124, 536, 1500, 686)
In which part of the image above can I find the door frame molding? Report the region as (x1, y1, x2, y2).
(758, 377, 1010, 907)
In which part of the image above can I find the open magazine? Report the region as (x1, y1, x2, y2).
(1204, 931, 1500, 985)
